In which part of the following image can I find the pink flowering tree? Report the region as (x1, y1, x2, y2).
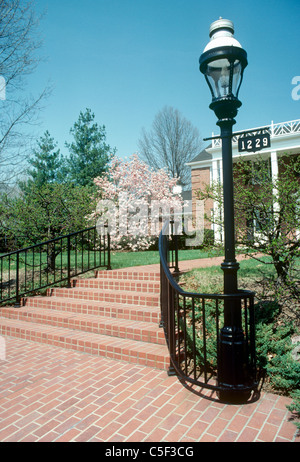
(92, 154, 184, 251)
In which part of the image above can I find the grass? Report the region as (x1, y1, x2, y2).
(177, 254, 277, 293)
(0, 246, 222, 271)
(177, 254, 300, 294)
(109, 247, 224, 270)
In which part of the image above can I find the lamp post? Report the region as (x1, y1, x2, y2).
(199, 18, 251, 402)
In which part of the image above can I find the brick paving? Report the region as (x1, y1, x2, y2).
(0, 337, 299, 442)
(0, 257, 299, 443)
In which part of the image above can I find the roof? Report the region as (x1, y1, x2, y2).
(188, 145, 212, 164)
(181, 189, 192, 201)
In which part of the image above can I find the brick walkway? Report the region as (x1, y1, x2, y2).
(0, 257, 299, 443)
(0, 337, 298, 443)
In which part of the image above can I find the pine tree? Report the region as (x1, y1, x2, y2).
(65, 108, 114, 187)
(24, 131, 65, 188)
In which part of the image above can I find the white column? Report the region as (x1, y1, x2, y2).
(212, 159, 223, 243)
(271, 150, 279, 206)
(271, 150, 279, 180)
(212, 159, 218, 183)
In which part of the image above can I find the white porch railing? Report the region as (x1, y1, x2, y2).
(212, 119, 300, 148)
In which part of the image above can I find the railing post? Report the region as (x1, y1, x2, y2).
(105, 224, 111, 270)
(173, 229, 179, 274)
(15, 252, 20, 306)
(159, 260, 164, 328)
(67, 235, 71, 288)
(167, 281, 176, 377)
(170, 220, 179, 273)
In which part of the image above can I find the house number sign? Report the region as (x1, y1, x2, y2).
(238, 133, 271, 153)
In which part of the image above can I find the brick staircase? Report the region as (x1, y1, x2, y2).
(0, 268, 170, 370)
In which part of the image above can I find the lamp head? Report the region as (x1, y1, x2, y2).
(199, 18, 247, 123)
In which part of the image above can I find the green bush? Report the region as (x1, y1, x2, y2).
(287, 391, 300, 430)
(254, 301, 300, 394)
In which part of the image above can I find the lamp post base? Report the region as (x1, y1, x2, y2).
(217, 388, 252, 404)
(217, 324, 253, 403)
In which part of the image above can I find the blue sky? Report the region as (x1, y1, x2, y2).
(27, 0, 300, 159)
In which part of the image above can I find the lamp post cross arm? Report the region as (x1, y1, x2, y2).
(203, 126, 271, 142)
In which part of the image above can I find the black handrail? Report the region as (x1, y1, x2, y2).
(159, 220, 258, 400)
(0, 225, 111, 306)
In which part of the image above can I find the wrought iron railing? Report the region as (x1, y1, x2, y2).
(0, 225, 111, 305)
(162, 220, 179, 273)
(159, 220, 258, 401)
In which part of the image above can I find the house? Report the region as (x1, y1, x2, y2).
(187, 118, 300, 242)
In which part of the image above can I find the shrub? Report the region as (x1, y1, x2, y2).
(287, 391, 300, 430)
(252, 301, 300, 394)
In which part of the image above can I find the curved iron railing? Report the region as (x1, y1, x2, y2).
(159, 220, 258, 401)
(0, 225, 111, 306)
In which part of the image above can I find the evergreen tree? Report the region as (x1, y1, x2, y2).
(65, 108, 114, 187)
(22, 131, 65, 188)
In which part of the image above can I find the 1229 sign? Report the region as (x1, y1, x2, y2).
(238, 133, 271, 153)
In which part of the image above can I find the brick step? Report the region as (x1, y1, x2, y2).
(0, 267, 169, 370)
(95, 269, 160, 281)
(71, 277, 160, 293)
(22, 296, 161, 323)
(0, 317, 169, 369)
(46, 287, 160, 307)
(0, 306, 165, 345)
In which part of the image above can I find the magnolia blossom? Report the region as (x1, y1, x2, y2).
(92, 153, 183, 251)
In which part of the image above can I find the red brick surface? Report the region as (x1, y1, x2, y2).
(0, 337, 298, 442)
(0, 262, 299, 442)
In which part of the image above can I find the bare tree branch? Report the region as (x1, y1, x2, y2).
(138, 106, 203, 189)
(0, 0, 49, 186)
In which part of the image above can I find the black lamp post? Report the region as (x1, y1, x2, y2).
(199, 18, 251, 402)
